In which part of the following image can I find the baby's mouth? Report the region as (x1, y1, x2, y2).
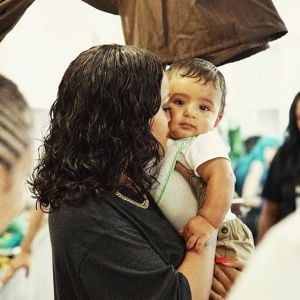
(180, 123, 195, 130)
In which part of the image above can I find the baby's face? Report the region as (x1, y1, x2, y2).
(168, 75, 222, 139)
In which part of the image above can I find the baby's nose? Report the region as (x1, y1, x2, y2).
(184, 105, 196, 118)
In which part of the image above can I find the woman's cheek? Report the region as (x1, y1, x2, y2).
(151, 108, 170, 151)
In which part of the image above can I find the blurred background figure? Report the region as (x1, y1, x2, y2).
(227, 206, 300, 300)
(0, 208, 53, 300)
(227, 126, 246, 164)
(0, 74, 33, 234)
(233, 136, 282, 242)
(244, 135, 261, 154)
(258, 92, 300, 242)
(0, 74, 52, 299)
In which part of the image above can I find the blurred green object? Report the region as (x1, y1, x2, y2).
(228, 126, 245, 164)
(0, 217, 27, 249)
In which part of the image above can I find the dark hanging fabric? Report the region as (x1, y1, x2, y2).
(0, 0, 35, 43)
(81, 0, 118, 15)
(82, 0, 287, 66)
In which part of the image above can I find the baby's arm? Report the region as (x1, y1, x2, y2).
(197, 157, 234, 228)
(179, 158, 235, 251)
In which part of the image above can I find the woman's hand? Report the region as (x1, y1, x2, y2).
(0, 251, 30, 285)
(209, 254, 245, 300)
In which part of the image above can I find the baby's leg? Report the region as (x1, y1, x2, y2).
(216, 218, 255, 261)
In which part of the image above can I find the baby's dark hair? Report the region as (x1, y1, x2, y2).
(167, 58, 226, 114)
(0, 74, 32, 171)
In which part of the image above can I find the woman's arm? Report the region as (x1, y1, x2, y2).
(0, 208, 45, 284)
(257, 200, 279, 242)
(178, 232, 217, 300)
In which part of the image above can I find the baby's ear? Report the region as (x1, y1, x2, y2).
(214, 114, 223, 127)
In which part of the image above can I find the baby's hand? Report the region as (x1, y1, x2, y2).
(178, 215, 215, 252)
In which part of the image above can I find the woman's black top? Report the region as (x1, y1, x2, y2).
(49, 187, 191, 300)
(262, 148, 298, 221)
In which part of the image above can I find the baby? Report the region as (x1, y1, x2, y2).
(152, 58, 254, 261)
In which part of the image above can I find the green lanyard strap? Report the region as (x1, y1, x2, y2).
(156, 137, 192, 205)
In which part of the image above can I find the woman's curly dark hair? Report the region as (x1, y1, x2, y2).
(29, 44, 164, 209)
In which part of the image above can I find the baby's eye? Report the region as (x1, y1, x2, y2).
(174, 98, 185, 105)
(199, 105, 209, 111)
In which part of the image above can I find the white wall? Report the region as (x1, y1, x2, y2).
(0, 0, 124, 109)
(220, 0, 300, 138)
(0, 0, 298, 139)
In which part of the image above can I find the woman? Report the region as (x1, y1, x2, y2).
(258, 92, 300, 241)
(30, 44, 238, 299)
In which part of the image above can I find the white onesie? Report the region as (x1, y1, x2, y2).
(151, 129, 236, 230)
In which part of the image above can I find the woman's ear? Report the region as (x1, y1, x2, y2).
(214, 114, 223, 127)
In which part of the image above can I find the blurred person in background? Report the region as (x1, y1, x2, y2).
(0, 209, 44, 283)
(0, 74, 33, 234)
(234, 136, 282, 242)
(258, 92, 300, 241)
(227, 206, 300, 300)
(0, 74, 52, 300)
(0, 208, 53, 300)
(243, 135, 261, 155)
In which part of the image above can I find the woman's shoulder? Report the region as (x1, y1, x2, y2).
(49, 193, 129, 231)
(48, 193, 134, 266)
(48, 191, 185, 268)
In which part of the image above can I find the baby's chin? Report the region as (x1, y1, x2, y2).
(168, 131, 194, 140)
